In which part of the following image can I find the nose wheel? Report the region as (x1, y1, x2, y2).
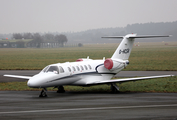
(39, 88, 47, 97)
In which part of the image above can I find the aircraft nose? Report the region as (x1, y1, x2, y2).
(27, 80, 31, 87)
(27, 79, 40, 88)
(27, 80, 35, 87)
(27, 74, 43, 88)
(27, 73, 57, 88)
(27, 74, 50, 88)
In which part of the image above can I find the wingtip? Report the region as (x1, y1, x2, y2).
(3, 74, 32, 79)
(171, 74, 175, 77)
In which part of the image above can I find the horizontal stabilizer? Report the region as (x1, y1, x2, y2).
(4, 74, 32, 79)
(102, 35, 170, 39)
(102, 36, 124, 39)
(128, 35, 171, 39)
(87, 75, 174, 85)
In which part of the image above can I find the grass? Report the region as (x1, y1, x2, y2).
(1, 39, 33, 42)
(0, 42, 177, 92)
(0, 42, 177, 71)
(119, 76, 177, 92)
(0, 76, 176, 92)
(129, 42, 177, 71)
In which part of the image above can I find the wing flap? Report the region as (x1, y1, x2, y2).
(87, 75, 174, 85)
(4, 74, 32, 79)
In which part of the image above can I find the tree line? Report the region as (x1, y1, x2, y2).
(12, 33, 68, 46)
(66, 21, 177, 43)
(1, 21, 177, 44)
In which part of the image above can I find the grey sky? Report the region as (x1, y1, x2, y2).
(1, 0, 177, 34)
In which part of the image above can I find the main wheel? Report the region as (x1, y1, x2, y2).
(57, 86, 65, 93)
(39, 90, 48, 97)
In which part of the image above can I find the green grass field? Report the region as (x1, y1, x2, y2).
(1, 39, 33, 42)
(0, 42, 177, 70)
(0, 42, 177, 92)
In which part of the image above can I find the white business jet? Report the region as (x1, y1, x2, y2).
(4, 34, 173, 97)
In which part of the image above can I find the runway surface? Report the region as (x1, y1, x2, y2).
(0, 70, 177, 82)
(0, 91, 177, 120)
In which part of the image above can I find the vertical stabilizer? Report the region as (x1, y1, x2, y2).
(102, 34, 170, 60)
(111, 34, 136, 60)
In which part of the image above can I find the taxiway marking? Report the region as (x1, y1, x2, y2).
(0, 104, 177, 114)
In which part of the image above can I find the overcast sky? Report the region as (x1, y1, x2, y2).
(1, 0, 177, 34)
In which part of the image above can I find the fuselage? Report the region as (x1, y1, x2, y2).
(27, 59, 127, 88)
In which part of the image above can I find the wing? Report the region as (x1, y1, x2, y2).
(4, 74, 32, 79)
(87, 75, 174, 85)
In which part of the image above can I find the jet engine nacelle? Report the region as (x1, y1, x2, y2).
(104, 58, 129, 70)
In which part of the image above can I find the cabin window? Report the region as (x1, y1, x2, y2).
(68, 67, 71, 72)
(84, 65, 88, 70)
(72, 66, 76, 71)
(59, 66, 64, 73)
(46, 66, 59, 74)
(88, 64, 92, 69)
(80, 65, 84, 70)
(76, 66, 80, 71)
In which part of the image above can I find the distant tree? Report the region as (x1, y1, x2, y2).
(55, 34, 68, 47)
(33, 33, 43, 42)
(43, 33, 55, 41)
(78, 43, 83, 47)
(13, 33, 23, 39)
(31, 33, 43, 48)
(23, 33, 33, 39)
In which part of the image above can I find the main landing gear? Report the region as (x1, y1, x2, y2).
(39, 88, 47, 97)
(110, 83, 120, 93)
(57, 86, 65, 93)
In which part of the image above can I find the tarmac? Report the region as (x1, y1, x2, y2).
(0, 91, 177, 120)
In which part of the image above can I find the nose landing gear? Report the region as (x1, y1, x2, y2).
(39, 88, 47, 97)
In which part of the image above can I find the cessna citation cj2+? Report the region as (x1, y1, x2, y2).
(4, 34, 174, 97)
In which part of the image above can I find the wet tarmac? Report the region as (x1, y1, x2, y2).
(0, 91, 177, 120)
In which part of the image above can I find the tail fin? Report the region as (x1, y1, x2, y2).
(102, 34, 170, 60)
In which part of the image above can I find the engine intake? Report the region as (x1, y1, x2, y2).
(104, 58, 128, 70)
(104, 58, 113, 69)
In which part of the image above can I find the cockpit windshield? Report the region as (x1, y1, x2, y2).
(42, 66, 59, 74)
(42, 66, 49, 72)
(47, 66, 59, 74)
